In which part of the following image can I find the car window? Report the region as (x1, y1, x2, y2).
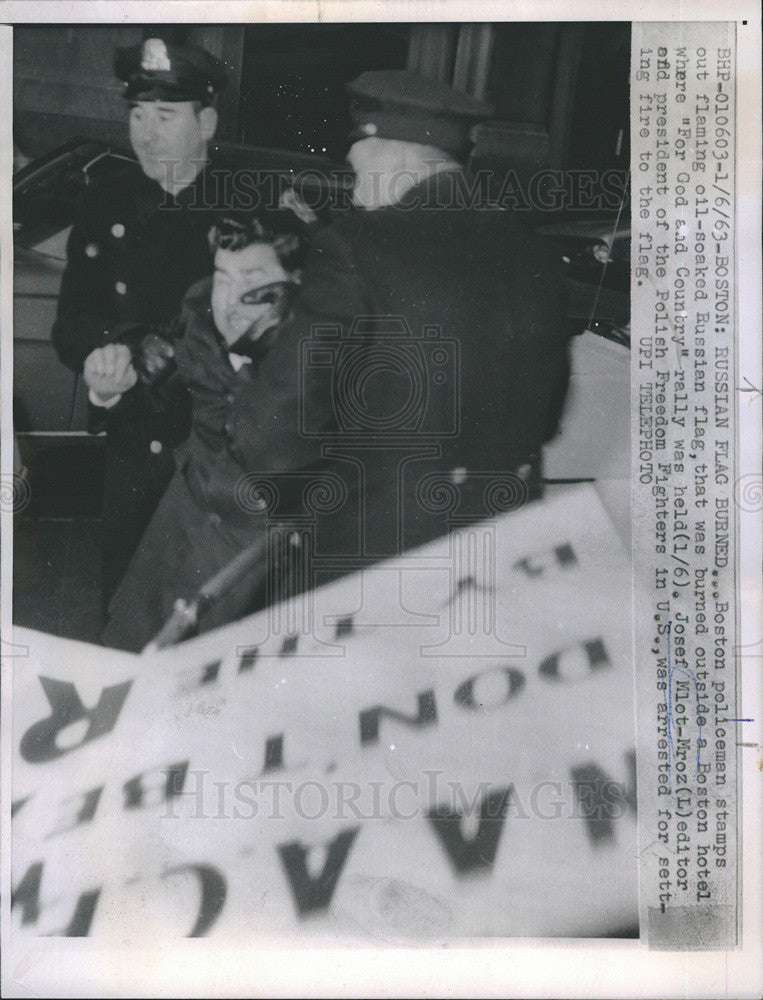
(14, 147, 133, 252)
(22, 226, 73, 262)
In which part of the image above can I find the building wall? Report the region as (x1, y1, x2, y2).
(14, 26, 142, 155)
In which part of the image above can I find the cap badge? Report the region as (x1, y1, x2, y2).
(141, 39, 172, 72)
(360, 122, 378, 136)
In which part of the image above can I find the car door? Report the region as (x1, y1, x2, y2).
(13, 142, 136, 434)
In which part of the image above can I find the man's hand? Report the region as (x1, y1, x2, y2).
(83, 344, 138, 401)
(279, 186, 318, 225)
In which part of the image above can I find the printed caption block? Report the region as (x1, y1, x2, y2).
(631, 21, 739, 950)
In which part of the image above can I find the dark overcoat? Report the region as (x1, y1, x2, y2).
(215, 165, 571, 589)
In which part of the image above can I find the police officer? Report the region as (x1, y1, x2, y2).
(52, 36, 228, 604)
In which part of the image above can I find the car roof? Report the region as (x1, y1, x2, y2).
(14, 135, 354, 193)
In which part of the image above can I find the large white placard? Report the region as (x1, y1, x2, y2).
(11, 485, 637, 940)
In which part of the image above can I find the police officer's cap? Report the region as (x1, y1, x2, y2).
(115, 37, 228, 104)
(346, 70, 493, 157)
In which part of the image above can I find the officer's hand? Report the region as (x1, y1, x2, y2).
(83, 344, 138, 400)
(136, 333, 176, 384)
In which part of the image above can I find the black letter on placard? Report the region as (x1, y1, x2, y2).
(175, 661, 221, 694)
(623, 750, 637, 812)
(538, 638, 610, 681)
(280, 634, 299, 657)
(359, 691, 437, 745)
(61, 890, 101, 936)
(19, 676, 133, 763)
(427, 786, 513, 874)
(11, 795, 31, 818)
(11, 861, 100, 935)
(238, 646, 259, 672)
(123, 760, 189, 810)
(242, 735, 309, 780)
(46, 786, 103, 838)
(454, 666, 525, 711)
(161, 864, 227, 937)
(11, 861, 43, 924)
(513, 542, 577, 578)
(263, 735, 284, 771)
(278, 827, 359, 915)
(571, 754, 637, 844)
(200, 661, 221, 685)
(334, 616, 354, 638)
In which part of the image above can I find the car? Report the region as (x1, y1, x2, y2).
(533, 213, 631, 347)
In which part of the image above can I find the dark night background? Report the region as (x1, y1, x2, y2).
(14, 22, 630, 175)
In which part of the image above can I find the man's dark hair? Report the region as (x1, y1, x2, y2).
(208, 212, 308, 272)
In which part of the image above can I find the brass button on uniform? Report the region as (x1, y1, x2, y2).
(149, 440, 163, 455)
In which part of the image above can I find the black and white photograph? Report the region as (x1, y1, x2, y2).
(11, 18, 631, 645)
(1, 2, 760, 997)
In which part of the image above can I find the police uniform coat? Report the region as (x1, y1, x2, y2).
(52, 159, 223, 600)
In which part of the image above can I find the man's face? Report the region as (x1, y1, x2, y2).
(347, 137, 392, 210)
(347, 137, 442, 210)
(128, 101, 214, 189)
(212, 243, 289, 347)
